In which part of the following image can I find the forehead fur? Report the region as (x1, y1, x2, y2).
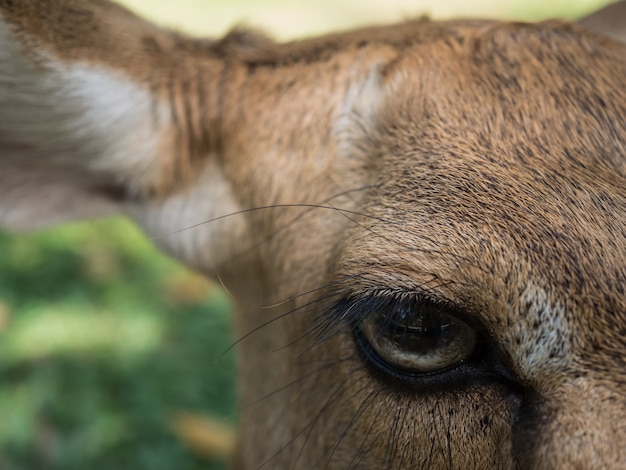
(338, 21, 626, 380)
(378, 21, 626, 172)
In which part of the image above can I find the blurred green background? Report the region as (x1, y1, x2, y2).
(0, 1, 613, 469)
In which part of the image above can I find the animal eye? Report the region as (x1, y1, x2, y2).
(354, 298, 477, 375)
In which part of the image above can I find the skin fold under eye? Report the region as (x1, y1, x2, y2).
(353, 297, 478, 375)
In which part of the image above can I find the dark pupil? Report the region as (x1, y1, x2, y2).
(386, 307, 452, 351)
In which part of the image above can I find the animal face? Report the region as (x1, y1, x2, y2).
(1, 1, 625, 468)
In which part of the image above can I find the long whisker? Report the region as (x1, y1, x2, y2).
(323, 388, 383, 469)
(347, 401, 386, 470)
(218, 273, 345, 311)
(150, 184, 383, 241)
(149, 203, 386, 240)
(225, 184, 382, 263)
(239, 355, 358, 412)
(255, 372, 366, 469)
(291, 372, 375, 469)
(219, 286, 345, 357)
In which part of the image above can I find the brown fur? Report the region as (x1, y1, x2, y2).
(1, 1, 625, 468)
(579, 0, 626, 43)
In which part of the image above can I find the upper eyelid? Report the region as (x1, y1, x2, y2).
(330, 288, 490, 336)
(333, 291, 452, 323)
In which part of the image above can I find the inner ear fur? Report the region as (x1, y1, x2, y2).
(0, 0, 270, 230)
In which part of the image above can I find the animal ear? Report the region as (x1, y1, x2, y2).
(578, 0, 626, 43)
(0, 1, 211, 230)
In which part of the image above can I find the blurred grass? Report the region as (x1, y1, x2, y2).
(0, 219, 236, 469)
(0, 1, 612, 469)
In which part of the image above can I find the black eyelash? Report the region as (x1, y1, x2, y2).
(331, 291, 459, 331)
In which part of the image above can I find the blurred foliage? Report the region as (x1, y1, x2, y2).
(0, 219, 236, 469)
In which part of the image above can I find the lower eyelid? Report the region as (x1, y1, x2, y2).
(358, 328, 477, 373)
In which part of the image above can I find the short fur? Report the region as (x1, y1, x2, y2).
(0, 1, 625, 468)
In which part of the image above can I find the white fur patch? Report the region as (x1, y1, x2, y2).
(334, 65, 385, 152)
(0, 17, 167, 229)
(512, 282, 572, 375)
(128, 159, 248, 274)
(62, 66, 168, 187)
